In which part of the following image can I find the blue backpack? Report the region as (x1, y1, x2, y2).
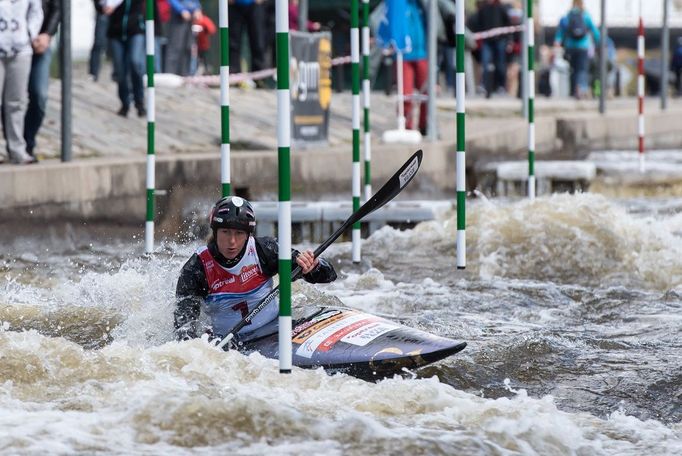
(567, 10, 587, 39)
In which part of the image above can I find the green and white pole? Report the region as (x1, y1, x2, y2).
(144, 0, 155, 253)
(351, 0, 361, 263)
(456, 0, 466, 269)
(276, 0, 292, 374)
(526, 0, 535, 199)
(220, 0, 231, 196)
(362, 0, 372, 201)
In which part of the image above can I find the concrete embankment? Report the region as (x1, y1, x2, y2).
(1, 73, 681, 231)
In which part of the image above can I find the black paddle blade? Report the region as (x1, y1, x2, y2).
(312, 149, 423, 258)
(353, 149, 423, 224)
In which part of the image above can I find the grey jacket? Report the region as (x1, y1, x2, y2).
(0, 0, 43, 58)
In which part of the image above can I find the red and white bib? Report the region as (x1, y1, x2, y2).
(197, 237, 276, 337)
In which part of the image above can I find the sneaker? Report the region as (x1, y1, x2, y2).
(136, 104, 146, 117)
(117, 106, 129, 117)
(16, 156, 38, 165)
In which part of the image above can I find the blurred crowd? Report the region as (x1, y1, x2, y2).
(2, 0, 681, 164)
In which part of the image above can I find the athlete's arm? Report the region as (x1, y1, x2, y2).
(174, 253, 209, 340)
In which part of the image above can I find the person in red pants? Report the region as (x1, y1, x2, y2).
(398, 0, 428, 133)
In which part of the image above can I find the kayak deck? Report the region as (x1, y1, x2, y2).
(240, 306, 467, 380)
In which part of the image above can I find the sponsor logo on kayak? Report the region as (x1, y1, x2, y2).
(341, 321, 399, 347)
(295, 313, 374, 358)
(293, 311, 354, 345)
(292, 310, 342, 337)
(317, 318, 376, 352)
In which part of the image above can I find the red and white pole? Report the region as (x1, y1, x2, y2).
(637, 1, 645, 173)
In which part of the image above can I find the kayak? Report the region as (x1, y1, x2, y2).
(240, 306, 467, 380)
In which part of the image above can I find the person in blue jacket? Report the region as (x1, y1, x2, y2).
(553, 0, 600, 99)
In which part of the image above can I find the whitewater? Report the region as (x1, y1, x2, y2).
(1, 193, 681, 455)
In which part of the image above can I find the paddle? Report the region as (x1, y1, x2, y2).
(216, 149, 423, 350)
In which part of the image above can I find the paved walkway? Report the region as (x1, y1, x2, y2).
(7, 63, 680, 162)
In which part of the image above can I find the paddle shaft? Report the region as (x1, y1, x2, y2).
(217, 150, 423, 350)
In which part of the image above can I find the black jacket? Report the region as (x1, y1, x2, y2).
(40, 0, 61, 36)
(107, 0, 146, 40)
(472, 2, 510, 41)
(174, 236, 337, 339)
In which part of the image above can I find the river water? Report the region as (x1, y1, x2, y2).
(1, 192, 681, 454)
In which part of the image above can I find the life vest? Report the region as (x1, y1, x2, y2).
(197, 237, 277, 338)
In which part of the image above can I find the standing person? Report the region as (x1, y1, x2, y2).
(471, 0, 510, 97)
(229, 0, 266, 84)
(0, 0, 42, 165)
(24, 0, 60, 159)
(165, 0, 201, 76)
(105, 0, 146, 117)
(504, 0, 523, 98)
(379, 0, 428, 134)
(401, 0, 427, 134)
(174, 196, 337, 342)
(288, 0, 320, 32)
(553, 0, 600, 99)
(672, 36, 682, 97)
(89, 0, 109, 81)
(193, 10, 216, 74)
(155, 0, 171, 73)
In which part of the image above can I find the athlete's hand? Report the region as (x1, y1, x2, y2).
(296, 250, 318, 274)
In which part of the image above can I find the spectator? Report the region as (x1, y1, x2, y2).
(193, 10, 216, 74)
(672, 36, 682, 97)
(229, 0, 266, 84)
(89, 0, 109, 81)
(288, 0, 320, 32)
(439, 0, 475, 96)
(504, 0, 522, 97)
(105, 0, 146, 117)
(470, 0, 510, 97)
(24, 0, 60, 159)
(155, 0, 171, 73)
(0, 0, 42, 165)
(166, 0, 201, 76)
(553, 0, 600, 99)
(380, 0, 428, 134)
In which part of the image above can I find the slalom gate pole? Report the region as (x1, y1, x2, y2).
(527, 0, 535, 199)
(456, 0, 466, 269)
(599, 0, 606, 114)
(351, 0, 362, 263)
(144, 0, 155, 253)
(662, 0, 670, 110)
(637, 0, 645, 173)
(276, 0, 292, 374)
(220, 0, 231, 196)
(362, 0, 372, 201)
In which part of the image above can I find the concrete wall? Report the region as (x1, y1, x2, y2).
(2, 107, 681, 230)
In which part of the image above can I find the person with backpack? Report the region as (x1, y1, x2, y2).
(553, 0, 600, 99)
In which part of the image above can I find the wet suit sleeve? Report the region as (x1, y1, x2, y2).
(254, 237, 337, 284)
(174, 253, 209, 340)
